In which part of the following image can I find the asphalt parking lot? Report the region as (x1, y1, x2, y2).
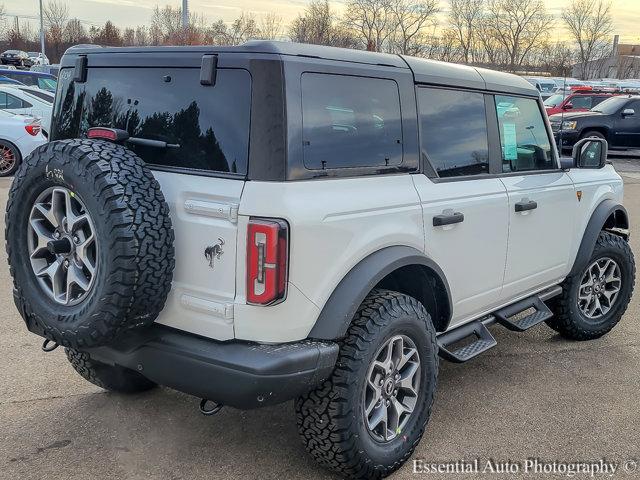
(2, 159, 640, 480)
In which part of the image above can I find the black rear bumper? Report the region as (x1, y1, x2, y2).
(85, 325, 339, 409)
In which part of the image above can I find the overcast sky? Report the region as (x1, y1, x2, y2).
(3, 0, 640, 43)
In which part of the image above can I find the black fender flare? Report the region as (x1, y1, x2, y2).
(307, 246, 452, 340)
(570, 199, 629, 277)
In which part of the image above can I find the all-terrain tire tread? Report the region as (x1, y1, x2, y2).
(6, 139, 175, 348)
(547, 231, 635, 340)
(295, 289, 438, 479)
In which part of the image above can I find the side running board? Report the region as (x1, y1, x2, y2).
(493, 296, 553, 332)
(437, 320, 497, 363)
(437, 286, 562, 363)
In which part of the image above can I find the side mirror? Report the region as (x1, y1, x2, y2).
(559, 157, 574, 170)
(622, 108, 635, 117)
(572, 137, 608, 169)
(563, 103, 574, 110)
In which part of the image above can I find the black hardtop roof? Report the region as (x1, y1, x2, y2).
(63, 40, 538, 97)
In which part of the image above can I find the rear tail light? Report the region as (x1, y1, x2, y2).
(87, 127, 130, 142)
(246, 218, 289, 305)
(25, 124, 41, 136)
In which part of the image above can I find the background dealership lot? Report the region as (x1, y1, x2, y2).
(1, 157, 639, 479)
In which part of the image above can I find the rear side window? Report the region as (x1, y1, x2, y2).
(53, 68, 251, 174)
(418, 87, 489, 177)
(495, 95, 554, 172)
(301, 73, 403, 169)
(0, 92, 31, 109)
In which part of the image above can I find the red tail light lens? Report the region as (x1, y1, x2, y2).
(246, 218, 289, 305)
(25, 124, 41, 136)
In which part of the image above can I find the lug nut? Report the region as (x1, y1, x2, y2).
(53, 231, 60, 239)
(379, 379, 384, 386)
(73, 236, 79, 244)
(393, 389, 398, 396)
(385, 400, 390, 407)
(63, 259, 69, 268)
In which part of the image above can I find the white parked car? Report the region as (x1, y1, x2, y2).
(0, 110, 46, 176)
(27, 52, 50, 66)
(0, 85, 53, 135)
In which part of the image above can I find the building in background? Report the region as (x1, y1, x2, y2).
(572, 36, 640, 80)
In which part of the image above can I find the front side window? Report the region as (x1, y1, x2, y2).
(570, 96, 593, 109)
(301, 73, 403, 169)
(418, 87, 489, 177)
(495, 95, 554, 173)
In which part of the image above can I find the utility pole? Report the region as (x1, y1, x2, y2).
(39, 0, 46, 56)
(182, 0, 188, 30)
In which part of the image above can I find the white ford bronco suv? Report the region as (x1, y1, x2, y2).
(6, 42, 635, 479)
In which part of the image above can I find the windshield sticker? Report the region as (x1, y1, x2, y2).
(503, 123, 518, 161)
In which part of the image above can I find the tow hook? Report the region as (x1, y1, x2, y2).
(41, 339, 59, 352)
(199, 398, 223, 416)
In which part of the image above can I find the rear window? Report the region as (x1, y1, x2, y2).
(301, 73, 403, 170)
(52, 67, 251, 175)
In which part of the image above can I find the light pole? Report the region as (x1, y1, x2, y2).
(39, 0, 45, 56)
(182, 0, 188, 30)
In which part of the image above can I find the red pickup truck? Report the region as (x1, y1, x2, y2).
(544, 91, 618, 116)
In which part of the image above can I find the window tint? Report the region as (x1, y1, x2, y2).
(495, 95, 554, 173)
(0, 92, 30, 109)
(592, 96, 610, 108)
(57, 68, 251, 174)
(301, 73, 402, 169)
(570, 96, 593, 109)
(37, 77, 57, 91)
(418, 87, 489, 177)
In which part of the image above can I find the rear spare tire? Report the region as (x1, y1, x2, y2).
(6, 139, 175, 349)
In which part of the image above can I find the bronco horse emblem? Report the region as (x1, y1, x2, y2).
(204, 238, 225, 268)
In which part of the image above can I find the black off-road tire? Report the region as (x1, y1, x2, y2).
(65, 348, 156, 393)
(6, 139, 175, 349)
(580, 130, 606, 141)
(547, 232, 635, 340)
(295, 289, 438, 479)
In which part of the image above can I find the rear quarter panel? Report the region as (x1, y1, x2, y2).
(235, 175, 424, 342)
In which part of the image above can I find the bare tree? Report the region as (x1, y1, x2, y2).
(64, 19, 88, 44)
(344, 0, 394, 51)
(258, 12, 284, 40)
(289, 0, 358, 48)
(44, 0, 69, 59)
(562, 0, 613, 80)
(225, 12, 259, 45)
(92, 20, 122, 46)
(482, 0, 553, 72)
(388, 0, 439, 56)
(449, 0, 484, 64)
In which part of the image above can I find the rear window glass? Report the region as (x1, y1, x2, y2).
(52, 68, 251, 174)
(301, 73, 403, 170)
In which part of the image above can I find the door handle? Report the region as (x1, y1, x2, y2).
(515, 200, 538, 212)
(433, 211, 464, 227)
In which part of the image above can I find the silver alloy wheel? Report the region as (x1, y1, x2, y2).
(27, 187, 98, 305)
(363, 334, 421, 442)
(578, 257, 621, 319)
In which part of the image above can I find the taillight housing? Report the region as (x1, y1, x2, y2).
(25, 124, 41, 136)
(246, 218, 289, 305)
